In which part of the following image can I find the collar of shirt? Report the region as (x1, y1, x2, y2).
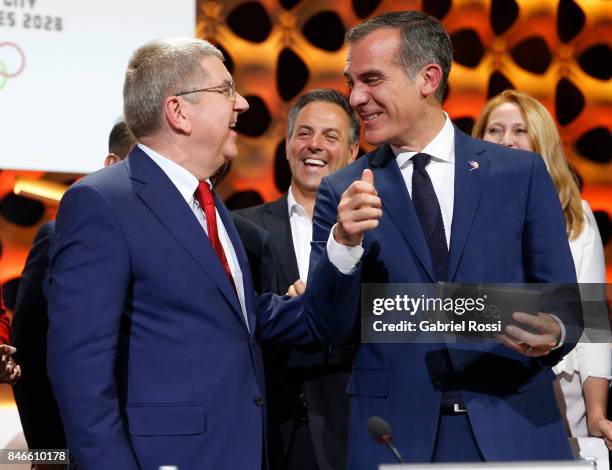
(393, 112, 455, 169)
(138, 143, 206, 205)
(287, 186, 309, 219)
(138, 145, 249, 327)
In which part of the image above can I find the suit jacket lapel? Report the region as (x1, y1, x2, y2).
(216, 197, 257, 335)
(262, 196, 300, 287)
(371, 145, 435, 281)
(127, 148, 246, 328)
(447, 129, 489, 281)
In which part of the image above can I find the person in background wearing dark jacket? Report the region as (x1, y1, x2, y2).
(235, 89, 359, 470)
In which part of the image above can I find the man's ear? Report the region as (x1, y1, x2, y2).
(104, 153, 121, 167)
(348, 141, 359, 163)
(420, 63, 443, 100)
(164, 96, 191, 134)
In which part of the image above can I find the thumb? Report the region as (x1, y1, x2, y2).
(361, 168, 374, 186)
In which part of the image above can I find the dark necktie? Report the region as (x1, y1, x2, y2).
(195, 181, 237, 294)
(411, 153, 448, 282)
(413, 154, 463, 407)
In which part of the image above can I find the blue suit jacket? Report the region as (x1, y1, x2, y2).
(12, 221, 66, 450)
(304, 129, 582, 468)
(47, 147, 314, 470)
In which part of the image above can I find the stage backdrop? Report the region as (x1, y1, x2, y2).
(197, 0, 611, 208)
(0, 0, 195, 173)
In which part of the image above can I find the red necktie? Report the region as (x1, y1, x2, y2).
(195, 182, 237, 294)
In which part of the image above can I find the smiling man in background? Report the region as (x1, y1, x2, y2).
(235, 89, 359, 470)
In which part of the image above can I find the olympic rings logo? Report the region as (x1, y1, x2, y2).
(0, 42, 26, 91)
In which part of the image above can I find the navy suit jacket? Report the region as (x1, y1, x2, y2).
(236, 196, 355, 470)
(47, 147, 314, 470)
(304, 129, 582, 468)
(12, 221, 66, 450)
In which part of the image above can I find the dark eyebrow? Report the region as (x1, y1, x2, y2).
(359, 70, 384, 80)
(323, 127, 341, 134)
(296, 125, 341, 135)
(344, 69, 385, 85)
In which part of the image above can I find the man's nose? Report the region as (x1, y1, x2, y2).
(308, 133, 324, 151)
(349, 84, 367, 110)
(234, 92, 249, 113)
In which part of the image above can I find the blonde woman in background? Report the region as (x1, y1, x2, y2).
(473, 89, 612, 448)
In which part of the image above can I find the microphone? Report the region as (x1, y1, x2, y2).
(367, 416, 404, 463)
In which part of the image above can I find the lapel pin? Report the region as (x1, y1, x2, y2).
(468, 160, 479, 172)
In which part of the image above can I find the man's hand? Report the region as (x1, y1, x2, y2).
(287, 279, 306, 298)
(0, 344, 21, 384)
(497, 312, 561, 357)
(334, 169, 382, 246)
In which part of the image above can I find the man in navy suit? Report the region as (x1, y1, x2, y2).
(47, 38, 322, 470)
(303, 11, 582, 468)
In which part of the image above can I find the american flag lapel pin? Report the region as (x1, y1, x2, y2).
(468, 160, 479, 172)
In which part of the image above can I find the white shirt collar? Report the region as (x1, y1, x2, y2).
(394, 113, 455, 169)
(138, 143, 201, 204)
(287, 186, 308, 218)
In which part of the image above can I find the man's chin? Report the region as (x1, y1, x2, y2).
(364, 130, 386, 147)
(222, 149, 238, 162)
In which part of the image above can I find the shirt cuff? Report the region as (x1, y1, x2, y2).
(326, 224, 364, 274)
(548, 313, 565, 350)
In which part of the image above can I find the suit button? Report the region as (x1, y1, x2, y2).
(255, 396, 264, 407)
(298, 392, 307, 407)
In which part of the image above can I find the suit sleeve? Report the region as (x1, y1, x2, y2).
(47, 184, 139, 469)
(523, 154, 583, 361)
(303, 177, 362, 345)
(12, 221, 67, 449)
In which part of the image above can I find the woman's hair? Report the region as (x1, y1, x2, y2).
(473, 89, 584, 239)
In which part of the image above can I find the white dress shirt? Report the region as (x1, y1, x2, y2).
(393, 116, 455, 247)
(139, 144, 249, 329)
(287, 187, 313, 282)
(327, 113, 454, 270)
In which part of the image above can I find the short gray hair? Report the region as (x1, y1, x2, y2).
(123, 37, 223, 139)
(287, 89, 360, 147)
(346, 11, 453, 102)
